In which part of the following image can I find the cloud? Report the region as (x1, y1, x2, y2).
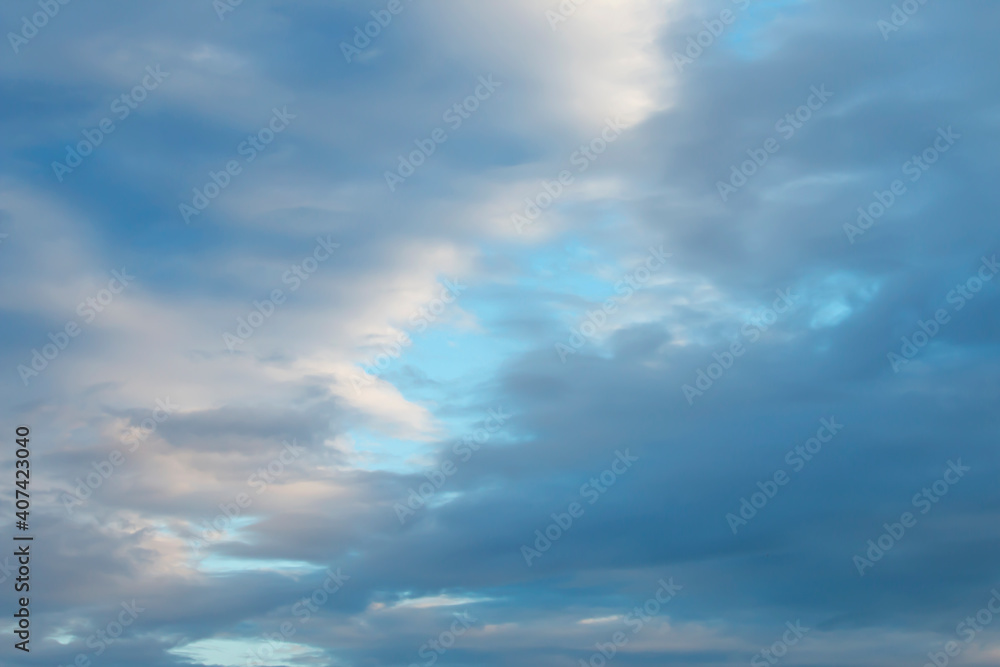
(1, 0, 999, 665)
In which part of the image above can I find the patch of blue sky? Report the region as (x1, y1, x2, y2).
(810, 300, 853, 328)
(197, 555, 324, 576)
(507, 238, 633, 313)
(384, 312, 523, 424)
(351, 289, 541, 469)
(350, 233, 632, 469)
(803, 271, 881, 329)
(723, 0, 812, 61)
(347, 428, 436, 474)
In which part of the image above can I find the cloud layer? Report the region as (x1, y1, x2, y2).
(2, 0, 999, 665)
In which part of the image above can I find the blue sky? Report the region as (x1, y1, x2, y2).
(2, 0, 1000, 666)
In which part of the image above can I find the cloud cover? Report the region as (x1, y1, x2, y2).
(1, 0, 999, 665)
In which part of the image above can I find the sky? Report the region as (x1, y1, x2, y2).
(1, 1, 999, 666)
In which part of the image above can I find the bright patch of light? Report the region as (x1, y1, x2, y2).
(169, 638, 326, 667)
(810, 301, 852, 328)
(197, 556, 324, 575)
(393, 594, 490, 609)
(579, 615, 623, 624)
